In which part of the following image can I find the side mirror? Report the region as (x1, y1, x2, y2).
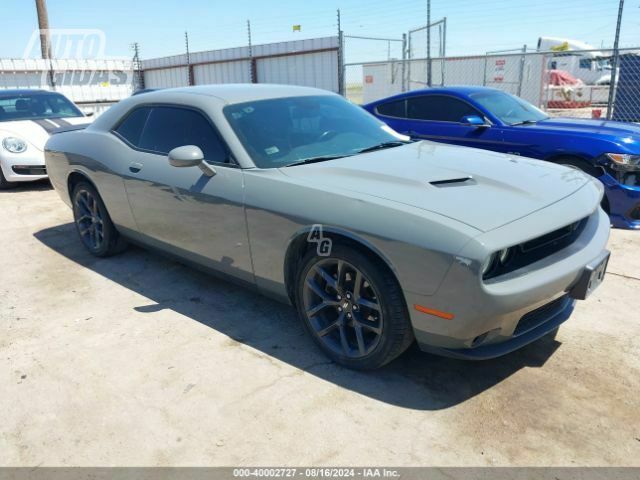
(460, 115, 489, 128)
(168, 145, 216, 176)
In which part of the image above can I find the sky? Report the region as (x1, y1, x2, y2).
(0, 0, 638, 63)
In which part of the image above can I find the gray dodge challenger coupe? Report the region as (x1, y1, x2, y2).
(44, 85, 610, 369)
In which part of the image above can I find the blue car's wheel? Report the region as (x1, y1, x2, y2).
(556, 156, 609, 213)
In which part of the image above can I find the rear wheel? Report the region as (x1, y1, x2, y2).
(295, 244, 413, 369)
(71, 181, 127, 257)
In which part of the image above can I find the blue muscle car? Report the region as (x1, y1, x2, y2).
(364, 87, 640, 229)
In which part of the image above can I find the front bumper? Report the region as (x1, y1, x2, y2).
(598, 171, 640, 230)
(405, 200, 611, 360)
(0, 149, 47, 182)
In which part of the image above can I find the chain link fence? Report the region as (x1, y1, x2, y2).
(343, 41, 640, 121)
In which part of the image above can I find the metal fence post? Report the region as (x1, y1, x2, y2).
(337, 10, 345, 96)
(517, 44, 527, 97)
(401, 33, 407, 92)
(607, 0, 625, 120)
(247, 20, 256, 84)
(426, 0, 432, 87)
(185, 31, 194, 86)
(441, 17, 447, 86)
(407, 33, 412, 91)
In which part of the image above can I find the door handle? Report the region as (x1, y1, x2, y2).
(129, 162, 143, 173)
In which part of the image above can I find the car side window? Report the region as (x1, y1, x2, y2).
(376, 99, 406, 118)
(407, 95, 482, 122)
(137, 106, 229, 163)
(114, 107, 152, 146)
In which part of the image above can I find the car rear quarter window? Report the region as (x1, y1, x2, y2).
(376, 99, 406, 118)
(114, 107, 151, 147)
(407, 95, 482, 122)
(127, 106, 228, 164)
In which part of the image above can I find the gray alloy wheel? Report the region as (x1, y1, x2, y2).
(296, 244, 413, 369)
(72, 182, 127, 257)
(303, 257, 383, 358)
(75, 188, 105, 251)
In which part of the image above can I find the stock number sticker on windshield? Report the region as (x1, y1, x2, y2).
(265, 146, 280, 155)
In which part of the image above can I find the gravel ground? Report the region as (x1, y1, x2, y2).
(1, 181, 639, 466)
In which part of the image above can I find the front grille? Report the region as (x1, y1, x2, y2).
(520, 220, 583, 253)
(514, 295, 571, 336)
(484, 217, 588, 281)
(12, 165, 47, 176)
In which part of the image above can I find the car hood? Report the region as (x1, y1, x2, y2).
(524, 117, 640, 138)
(280, 141, 592, 232)
(0, 117, 90, 152)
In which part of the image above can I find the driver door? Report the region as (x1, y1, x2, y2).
(387, 94, 505, 153)
(116, 105, 253, 282)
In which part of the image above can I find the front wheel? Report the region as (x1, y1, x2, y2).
(555, 156, 609, 213)
(295, 245, 413, 369)
(72, 181, 127, 257)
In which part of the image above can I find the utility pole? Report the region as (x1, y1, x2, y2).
(35, 0, 55, 89)
(426, 0, 432, 87)
(35, 0, 51, 59)
(607, 0, 624, 120)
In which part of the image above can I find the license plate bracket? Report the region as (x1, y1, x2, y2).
(569, 250, 610, 300)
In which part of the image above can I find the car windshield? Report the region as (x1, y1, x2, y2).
(0, 92, 83, 123)
(470, 90, 548, 125)
(223, 95, 407, 168)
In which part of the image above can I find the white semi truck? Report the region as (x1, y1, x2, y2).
(537, 37, 612, 85)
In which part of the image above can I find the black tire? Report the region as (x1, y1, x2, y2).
(71, 181, 127, 257)
(554, 156, 609, 213)
(0, 167, 17, 190)
(294, 244, 413, 370)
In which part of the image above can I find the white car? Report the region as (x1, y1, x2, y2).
(0, 89, 91, 189)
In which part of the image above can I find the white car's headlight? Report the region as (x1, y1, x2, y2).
(2, 137, 28, 154)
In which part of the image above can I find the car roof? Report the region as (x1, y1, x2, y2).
(0, 88, 61, 96)
(143, 84, 336, 105)
(365, 86, 502, 105)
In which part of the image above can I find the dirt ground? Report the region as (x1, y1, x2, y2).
(1, 181, 639, 466)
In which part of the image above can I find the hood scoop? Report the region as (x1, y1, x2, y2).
(429, 176, 476, 188)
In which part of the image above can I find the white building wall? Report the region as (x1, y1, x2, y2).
(193, 60, 251, 85)
(0, 58, 136, 115)
(256, 50, 338, 91)
(143, 66, 189, 88)
(141, 36, 339, 92)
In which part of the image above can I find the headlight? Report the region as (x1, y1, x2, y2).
(497, 247, 512, 264)
(2, 137, 27, 154)
(481, 253, 497, 277)
(606, 153, 640, 168)
(482, 248, 513, 279)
